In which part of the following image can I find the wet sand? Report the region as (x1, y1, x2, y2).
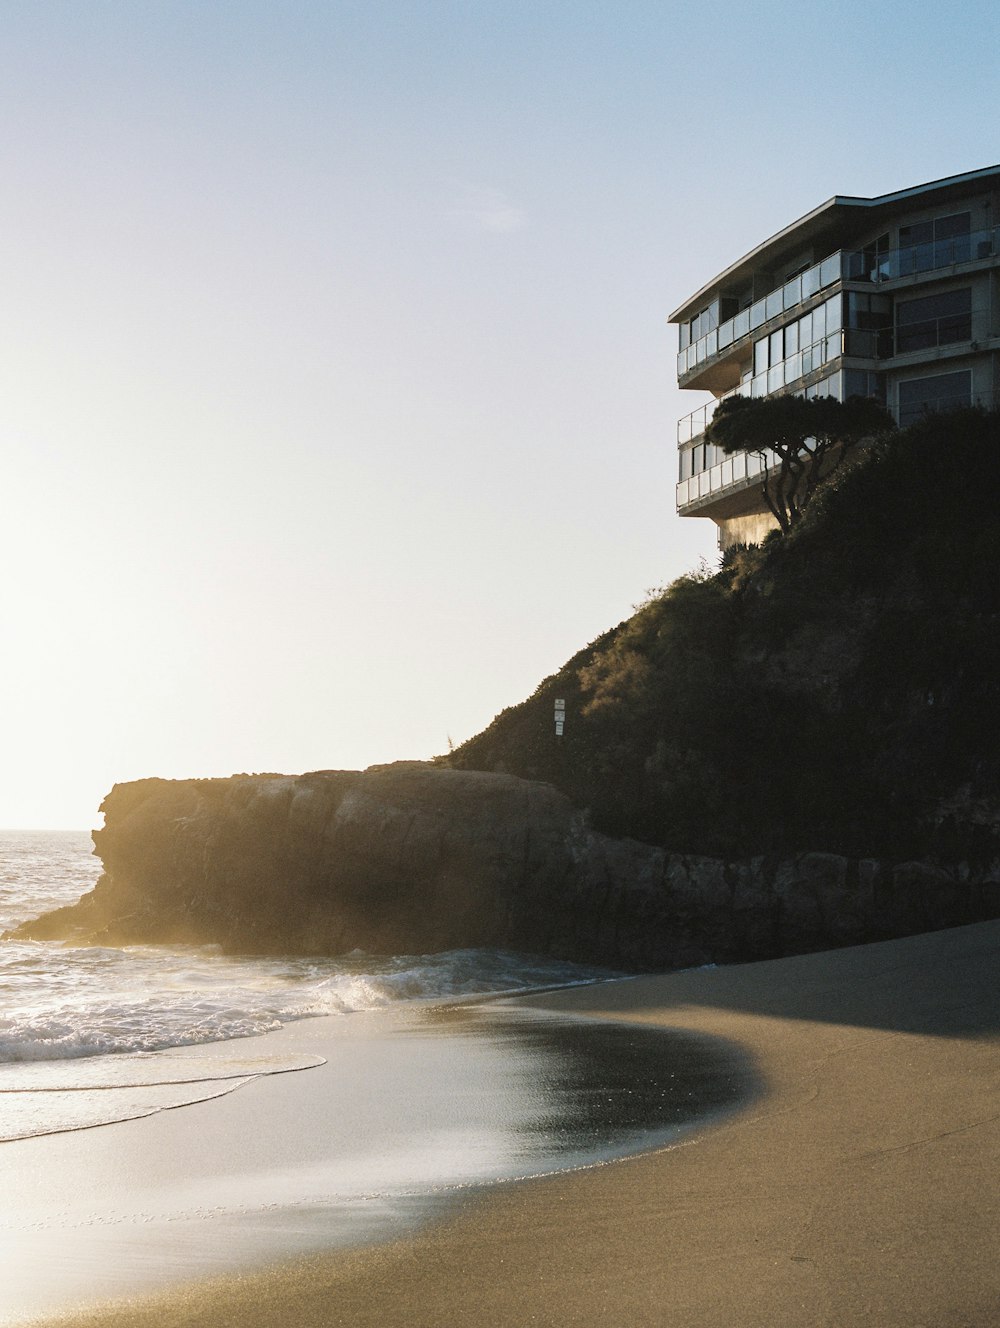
(0, 992, 746, 1323)
(15, 920, 1000, 1327)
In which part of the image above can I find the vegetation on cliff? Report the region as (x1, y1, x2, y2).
(449, 410, 1000, 862)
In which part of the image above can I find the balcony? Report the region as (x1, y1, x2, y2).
(677, 252, 841, 380)
(678, 309, 991, 446)
(677, 225, 998, 385)
(677, 386, 999, 515)
(844, 307, 988, 359)
(678, 332, 844, 443)
(676, 449, 776, 511)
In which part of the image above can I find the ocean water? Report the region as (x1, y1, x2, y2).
(0, 829, 618, 1140)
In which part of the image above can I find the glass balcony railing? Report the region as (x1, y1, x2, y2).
(845, 227, 997, 282)
(678, 308, 989, 445)
(676, 449, 775, 509)
(677, 333, 844, 443)
(677, 225, 998, 381)
(677, 387, 998, 513)
(843, 308, 985, 358)
(677, 252, 841, 378)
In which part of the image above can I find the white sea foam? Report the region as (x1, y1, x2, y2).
(0, 831, 616, 1071)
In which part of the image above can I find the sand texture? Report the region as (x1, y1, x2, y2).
(21, 920, 1000, 1328)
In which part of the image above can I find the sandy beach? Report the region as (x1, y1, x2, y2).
(13, 919, 1000, 1327)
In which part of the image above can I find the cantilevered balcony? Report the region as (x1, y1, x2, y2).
(678, 308, 993, 447)
(676, 225, 999, 391)
(677, 385, 999, 516)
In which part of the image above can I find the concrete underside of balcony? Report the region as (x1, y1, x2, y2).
(679, 478, 779, 549)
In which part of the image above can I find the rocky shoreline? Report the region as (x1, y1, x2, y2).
(9, 762, 999, 970)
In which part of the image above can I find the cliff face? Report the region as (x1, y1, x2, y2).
(11, 763, 999, 969)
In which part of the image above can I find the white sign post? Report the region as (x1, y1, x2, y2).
(554, 697, 566, 737)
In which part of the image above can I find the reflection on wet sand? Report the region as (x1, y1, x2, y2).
(0, 1001, 752, 1323)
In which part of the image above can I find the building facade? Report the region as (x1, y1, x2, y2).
(670, 165, 1000, 548)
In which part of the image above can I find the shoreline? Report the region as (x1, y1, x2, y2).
(14, 920, 1000, 1327)
(0, 988, 748, 1325)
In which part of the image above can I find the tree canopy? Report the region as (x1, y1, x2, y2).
(704, 394, 896, 534)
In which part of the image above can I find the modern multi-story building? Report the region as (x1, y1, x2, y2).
(670, 165, 1000, 548)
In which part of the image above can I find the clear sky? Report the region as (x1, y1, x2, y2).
(1, 0, 998, 828)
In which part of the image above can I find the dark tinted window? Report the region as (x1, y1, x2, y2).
(898, 370, 971, 426)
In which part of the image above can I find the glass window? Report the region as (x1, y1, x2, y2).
(898, 370, 971, 427)
(899, 219, 932, 248)
(898, 219, 933, 276)
(679, 324, 690, 350)
(843, 327, 869, 357)
(749, 297, 767, 330)
(754, 337, 769, 376)
(733, 308, 750, 340)
(934, 211, 971, 264)
(798, 308, 814, 346)
(896, 287, 972, 352)
(765, 289, 783, 321)
(824, 293, 842, 332)
(769, 329, 783, 365)
(844, 368, 885, 401)
(784, 320, 799, 355)
(934, 212, 970, 239)
(767, 364, 784, 393)
(679, 448, 692, 481)
(718, 319, 734, 350)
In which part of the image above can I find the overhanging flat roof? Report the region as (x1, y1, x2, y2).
(669, 164, 1000, 324)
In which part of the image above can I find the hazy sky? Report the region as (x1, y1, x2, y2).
(2, 0, 998, 828)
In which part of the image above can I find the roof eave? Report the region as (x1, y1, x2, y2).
(668, 163, 1000, 325)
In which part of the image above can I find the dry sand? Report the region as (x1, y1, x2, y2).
(24, 920, 1000, 1327)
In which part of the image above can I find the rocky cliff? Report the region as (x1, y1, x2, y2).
(11, 763, 999, 969)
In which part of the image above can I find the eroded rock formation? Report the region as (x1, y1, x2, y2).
(9, 763, 1000, 968)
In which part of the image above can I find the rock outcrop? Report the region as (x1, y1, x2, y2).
(9, 763, 1000, 970)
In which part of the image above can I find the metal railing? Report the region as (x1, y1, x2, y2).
(678, 332, 843, 443)
(677, 225, 998, 381)
(677, 388, 998, 512)
(678, 310, 990, 445)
